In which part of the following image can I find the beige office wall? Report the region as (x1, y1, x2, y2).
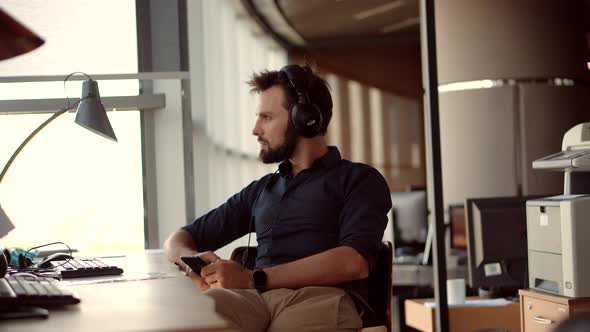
(439, 84, 588, 208)
(439, 86, 518, 206)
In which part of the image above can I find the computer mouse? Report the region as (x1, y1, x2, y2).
(36, 252, 73, 268)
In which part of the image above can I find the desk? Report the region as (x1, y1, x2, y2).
(2, 250, 234, 332)
(404, 297, 520, 332)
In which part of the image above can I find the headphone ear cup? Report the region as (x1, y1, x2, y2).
(289, 103, 323, 138)
(2, 249, 10, 265)
(18, 253, 26, 268)
(18, 253, 32, 269)
(0, 251, 7, 277)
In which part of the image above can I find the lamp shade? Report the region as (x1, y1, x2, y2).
(75, 80, 118, 142)
(0, 204, 15, 239)
(0, 8, 44, 61)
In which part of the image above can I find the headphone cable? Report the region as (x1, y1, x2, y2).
(242, 169, 278, 267)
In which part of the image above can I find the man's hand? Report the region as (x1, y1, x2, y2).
(180, 251, 221, 290)
(187, 268, 210, 290)
(201, 259, 253, 289)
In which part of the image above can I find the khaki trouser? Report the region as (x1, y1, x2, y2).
(204, 286, 362, 332)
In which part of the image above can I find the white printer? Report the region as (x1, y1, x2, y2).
(526, 122, 590, 297)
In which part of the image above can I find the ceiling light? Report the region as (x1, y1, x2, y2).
(354, 1, 405, 21)
(438, 80, 496, 92)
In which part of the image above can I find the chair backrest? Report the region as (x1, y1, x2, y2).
(367, 241, 393, 332)
(230, 246, 257, 270)
(230, 242, 393, 331)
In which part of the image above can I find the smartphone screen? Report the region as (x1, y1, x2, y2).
(180, 256, 207, 274)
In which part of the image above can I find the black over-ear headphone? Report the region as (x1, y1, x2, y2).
(279, 65, 323, 138)
(2, 248, 33, 269)
(1, 249, 8, 277)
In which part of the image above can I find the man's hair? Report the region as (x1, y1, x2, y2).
(247, 65, 333, 135)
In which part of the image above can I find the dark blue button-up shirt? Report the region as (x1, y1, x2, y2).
(182, 146, 391, 318)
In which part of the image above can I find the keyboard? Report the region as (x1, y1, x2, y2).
(0, 275, 80, 307)
(48, 258, 124, 278)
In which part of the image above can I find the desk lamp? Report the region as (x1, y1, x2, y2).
(0, 74, 118, 275)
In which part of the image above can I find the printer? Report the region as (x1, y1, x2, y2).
(526, 122, 590, 297)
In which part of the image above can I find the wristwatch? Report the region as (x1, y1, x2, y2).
(252, 269, 267, 292)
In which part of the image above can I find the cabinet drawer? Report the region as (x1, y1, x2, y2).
(522, 295, 569, 332)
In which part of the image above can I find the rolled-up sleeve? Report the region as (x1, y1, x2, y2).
(338, 165, 392, 270)
(181, 175, 271, 252)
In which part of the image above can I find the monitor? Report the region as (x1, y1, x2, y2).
(390, 191, 428, 256)
(465, 195, 545, 296)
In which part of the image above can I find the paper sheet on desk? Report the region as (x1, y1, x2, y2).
(60, 271, 177, 286)
(424, 298, 514, 308)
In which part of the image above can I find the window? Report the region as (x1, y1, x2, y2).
(193, 0, 286, 258)
(0, 0, 144, 252)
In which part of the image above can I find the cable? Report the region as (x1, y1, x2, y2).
(62, 71, 94, 108)
(24, 241, 74, 269)
(242, 170, 278, 268)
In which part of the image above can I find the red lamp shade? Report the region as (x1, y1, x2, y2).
(0, 8, 44, 61)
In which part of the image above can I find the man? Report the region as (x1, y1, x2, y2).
(164, 64, 391, 332)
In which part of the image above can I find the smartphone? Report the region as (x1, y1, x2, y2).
(180, 256, 207, 274)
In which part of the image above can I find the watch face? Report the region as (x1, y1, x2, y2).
(253, 269, 267, 291)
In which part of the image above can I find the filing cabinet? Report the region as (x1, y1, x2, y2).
(519, 289, 590, 332)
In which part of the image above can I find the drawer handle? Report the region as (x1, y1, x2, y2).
(532, 316, 554, 325)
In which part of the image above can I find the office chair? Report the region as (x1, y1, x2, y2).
(230, 241, 393, 332)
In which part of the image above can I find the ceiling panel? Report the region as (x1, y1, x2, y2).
(277, 0, 419, 43)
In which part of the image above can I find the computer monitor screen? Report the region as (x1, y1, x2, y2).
(465, 195, 544, 295)
(390, 191, 428, 255)
(449, 205, 467, 250)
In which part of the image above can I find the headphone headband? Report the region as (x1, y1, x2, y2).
(280, 64, 308, 95)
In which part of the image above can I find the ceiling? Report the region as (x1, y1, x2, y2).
(244, 0, 590, 61)
(244, 0, 421, 48)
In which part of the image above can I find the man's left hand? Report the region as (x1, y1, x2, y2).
(200, 259, 253, 289)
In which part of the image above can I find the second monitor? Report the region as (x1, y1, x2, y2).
(390, 190, 428, 262)
(465, 195, 545, 296)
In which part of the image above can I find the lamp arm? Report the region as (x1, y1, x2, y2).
(0, 100, 81, 185)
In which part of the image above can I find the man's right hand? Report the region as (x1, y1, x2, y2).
(180, 251, 221, 290)
(185, 264, 210, 290)
(163, 230, 223, 290)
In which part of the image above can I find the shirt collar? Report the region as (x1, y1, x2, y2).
(278, 146, 342, 176)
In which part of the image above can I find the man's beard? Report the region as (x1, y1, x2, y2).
(259, 125, 298, 164)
